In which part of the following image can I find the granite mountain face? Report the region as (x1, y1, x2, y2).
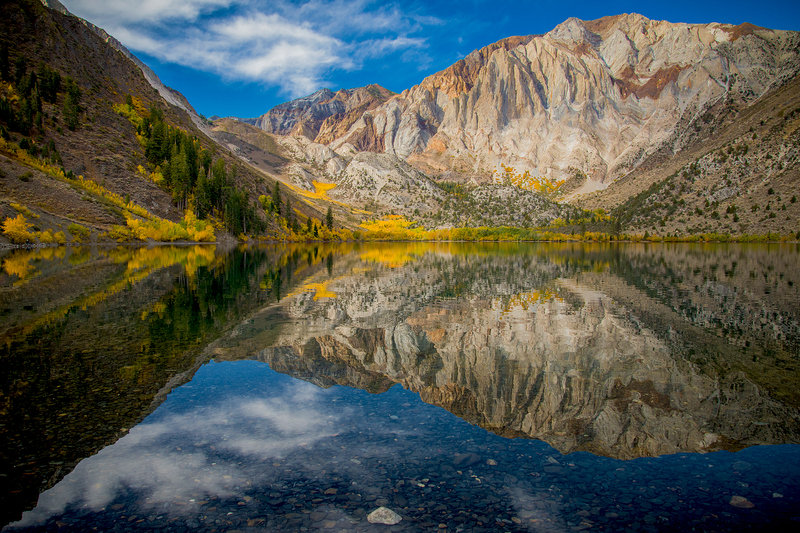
(228, 14, 800, 233)
(273, 15, 799, 188)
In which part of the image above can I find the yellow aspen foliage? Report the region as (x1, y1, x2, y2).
(496, 164, 565, 197)
(358, 245, 425, 267)
(287, 280, 338, 300)
(123, 211, 215, 243)
(68, 223, 91, 242)
(2, 214, 35, 243)
(38, 229, 56, 243)
(136, 164, 163, 185)
(10, 202, 39, 218)
(359, 215, 428, 240)
(183, 209, 216, 242)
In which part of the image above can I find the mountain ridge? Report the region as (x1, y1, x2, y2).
(1, 0, 331, 247)
(246, 12, 799, 181)
(219, 12, 800, 235)
(39, 0, 212, 137)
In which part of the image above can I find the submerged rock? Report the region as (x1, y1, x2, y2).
(367, 506, 403, 525)
(729, 495, 755, 508)
(453, 453, 481, 467)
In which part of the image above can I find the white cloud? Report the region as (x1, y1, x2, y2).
(59, 0, 436, 98)
(211, 12, 334, 44)
(63, 0, 235, 25)
(354, 36, 426, 62)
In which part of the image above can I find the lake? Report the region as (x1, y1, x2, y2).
(1, 242, 799, 531)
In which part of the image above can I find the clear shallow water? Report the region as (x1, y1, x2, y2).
(2, 242, 799, 531)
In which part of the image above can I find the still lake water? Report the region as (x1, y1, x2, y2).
(1, 242, 799, 531)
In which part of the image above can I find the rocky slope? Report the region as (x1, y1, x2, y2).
(213, 116, 584, 225)
(1, 0, 318, 246)
(587, 75, 800, 234)
(0, 0, 188, 236)
(40, 0, 213, 137)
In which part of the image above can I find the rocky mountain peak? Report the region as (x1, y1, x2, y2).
(308, 13, 799, 194)
(546, 16, 602, 45)
(284, 88, 336, 109)
(417, 35, 536, 99)
(244, 84, 394, 142)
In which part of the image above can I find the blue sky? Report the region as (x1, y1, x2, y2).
(59, 0, 800, 119)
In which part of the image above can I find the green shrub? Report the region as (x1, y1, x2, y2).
(68, 222, 91, 242)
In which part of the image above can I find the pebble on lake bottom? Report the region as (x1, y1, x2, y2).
(367, 506, 403, 525)
(729, 495, 755, 509)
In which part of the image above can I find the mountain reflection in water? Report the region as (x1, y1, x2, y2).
(215, 242, 800, 458)
(2, 242, 799, 531)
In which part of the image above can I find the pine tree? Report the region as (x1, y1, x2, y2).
(224, 189, 247, 235)
(195, 172, 212, 219)
(63, 79, 80, 130)
(211, 159, 227, 211)
(272, 181, 281, 215)
(13, 57, 26, 85)
(199, 149, 212, 178)
(170, 148, 190, 209)
(183, 138, 198, 190)
(38, 65, 61, 103)
(325, 206, 333, 230)
(146, 121, 166, 164)
(148, 105, 164, 123)
(18, 97, 34, 134)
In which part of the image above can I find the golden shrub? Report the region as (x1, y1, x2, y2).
(2, 214, 34, 244)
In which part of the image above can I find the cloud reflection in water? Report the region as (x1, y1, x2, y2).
(9, 356, 800, 532)
(13, 377, 342, 528)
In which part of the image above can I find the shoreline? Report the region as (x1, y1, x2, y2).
(2, 236, 799, 250)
